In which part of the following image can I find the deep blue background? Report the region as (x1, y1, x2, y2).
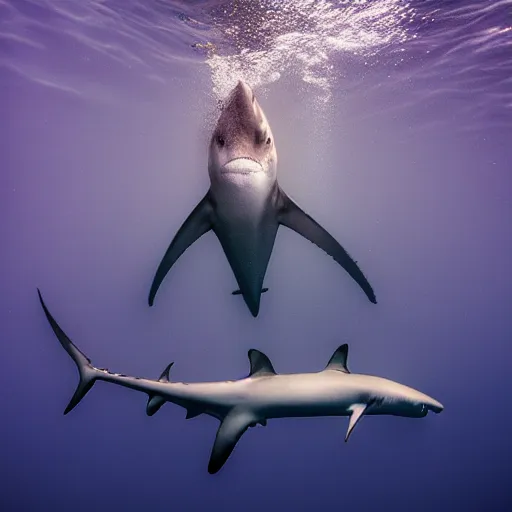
(2, 1, 511, 511)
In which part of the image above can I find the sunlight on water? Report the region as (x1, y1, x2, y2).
(1, 0, 510, 128)
(203, 0, 417, 103)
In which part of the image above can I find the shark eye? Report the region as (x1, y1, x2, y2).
(266, 137, 271, 145)
(217, 136, 225, 147)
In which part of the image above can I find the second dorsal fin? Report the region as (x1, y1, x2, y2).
(158, 363, 173, 382)
(325, 344, 350, 373)
(248, 349, 276, 377)
(146, 363, 173, 416)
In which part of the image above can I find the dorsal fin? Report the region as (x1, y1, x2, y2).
(146, 363, 173, 416)
(325, 344, 350, 373)
(248, 349, 276, 377)
(158, 363, 173, 382)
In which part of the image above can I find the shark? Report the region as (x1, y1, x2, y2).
(39, 290, 443, 474)
(148, 80, 377, 317)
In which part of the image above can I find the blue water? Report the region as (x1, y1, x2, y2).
(2, 1, 511, 511)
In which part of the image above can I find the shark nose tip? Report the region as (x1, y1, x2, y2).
(429, 402, 444, 414)
(236, 79, 251, 94)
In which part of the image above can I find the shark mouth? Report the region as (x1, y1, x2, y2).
(421, 402, 444, 416)
(428, 403, 444, 414)
(221, 157, 263, 174)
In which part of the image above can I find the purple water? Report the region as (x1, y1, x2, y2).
(2, 1, 511, 511)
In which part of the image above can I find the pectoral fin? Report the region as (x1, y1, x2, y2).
(149, 193, 213, 306)
(345, 403, 367, 442)
(277, 189, 376, 304)
(208, 409, 258, 474)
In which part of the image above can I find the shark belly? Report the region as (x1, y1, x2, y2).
(211, 175, 278, 316)
(147, 379, 253, 420)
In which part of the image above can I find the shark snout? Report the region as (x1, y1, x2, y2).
(421, 397, 444, 415)
(235, 80, 251, 95)
(230, 80, 254, 107)
(427, 401, 444, 414)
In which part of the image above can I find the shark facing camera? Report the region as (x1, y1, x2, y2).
(148, 80, 377, 318)
(38, 290, 443, 475)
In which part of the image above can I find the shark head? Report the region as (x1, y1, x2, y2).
(376, 381, 444, 418)
(325, 345, 443, 421)
(208, 80, 277, 183)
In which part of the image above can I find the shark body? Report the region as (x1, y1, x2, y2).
(148, 80, 377, 317)
(39, 290, 442, 474)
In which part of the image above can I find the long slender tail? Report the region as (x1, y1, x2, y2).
(37, 289, 97, 414)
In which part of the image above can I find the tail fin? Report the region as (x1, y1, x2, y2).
(37, 289, 97, 415)
(146, 363, 173, 416)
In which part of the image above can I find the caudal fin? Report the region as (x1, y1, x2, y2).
(37, 289, 97, 414)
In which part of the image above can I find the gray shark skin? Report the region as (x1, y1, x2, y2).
(39, 290, 443, 475)
(148, 80, 377, 317)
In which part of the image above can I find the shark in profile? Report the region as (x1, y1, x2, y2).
(39, 290, 442, 474)
(148, 80, 377, 317)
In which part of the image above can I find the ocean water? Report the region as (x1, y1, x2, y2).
(1, 0, 511, 510)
